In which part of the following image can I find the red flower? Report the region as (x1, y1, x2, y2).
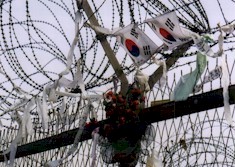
(125, 109, 136, 119)
(106, 91, 114, 99)
(132, 100, 140, 106)
(131, 88, 141, 95)
(131, 100, 140, 110)
(117, 95, 125, 103)
(119, 116, 126, 125)
(106, 109, 114, 118)
(112, 95, 117, 102)
(103, 124, 113, 137)
(140, 96, 145, 102)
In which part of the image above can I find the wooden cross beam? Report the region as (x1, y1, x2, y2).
(0, 85, 235, 161)
(81, 0, 129, 95)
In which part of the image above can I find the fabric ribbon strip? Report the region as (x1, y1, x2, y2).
(152, 57, 167, 88)
(2, 89, 36, 166)
(192, 23, 234, 126)
(45, 63, 101, 166)
(45, 101, 91, 167)
(171, 52, 207, 101)
(146, 149, 163, 167)
(221, 22, 235, 35)
(85, 22, 120, 35)
(222, 55, 233, 126)
(42, 88, 49, 130)
(191, 32, 223, 58)
(57, 96, 67, 126)
(45, 11, 94, 166)
(45, 9, 85, 102)
(46, 94, 102, 167)
(172, 24, 224, 101)
(91, 128, 100, 167)
(21, 98, 35, 137)
(220, 22, 233, 125)
(3, 111, 23, 167)
(134, 68, 150, 92)
(194, 66, 222, 93)
(59, 11, 80, 76)
(45, 61, 86, 104)
(191, 22, 235, 59)
(0, 81, 36, 166)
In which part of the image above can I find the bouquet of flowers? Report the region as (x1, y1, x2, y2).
(98, 85, 148, 166)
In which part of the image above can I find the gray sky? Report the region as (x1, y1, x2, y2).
(1, 0, 235, 166)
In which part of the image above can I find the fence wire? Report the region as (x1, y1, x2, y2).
(1, 0, 235, 166)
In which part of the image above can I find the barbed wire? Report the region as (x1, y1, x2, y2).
(1, 0, 235, 166)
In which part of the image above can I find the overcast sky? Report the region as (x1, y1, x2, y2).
(1, 1, 235, 166)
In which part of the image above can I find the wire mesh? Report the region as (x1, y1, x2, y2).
(1, 0, 235, 166)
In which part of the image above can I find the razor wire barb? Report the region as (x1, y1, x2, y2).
(1, 0, 235, 166)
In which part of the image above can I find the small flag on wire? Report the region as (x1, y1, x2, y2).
(114, 24, 159, 66)
(145, 11, 192, 50)
(86, 23, 158, 66)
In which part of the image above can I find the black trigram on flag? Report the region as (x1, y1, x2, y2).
(130, 28, 139, 39)
(151, 23, 157, 31)
(179, 37, 189, 42)
(165, 18, 175, 31)
(143, 45, 151, 55)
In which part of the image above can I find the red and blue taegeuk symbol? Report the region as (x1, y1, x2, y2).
(125, 39, 140, 57)
(159, 28, 176, 42)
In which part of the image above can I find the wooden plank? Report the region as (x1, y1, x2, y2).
(139, 85, 235, 123)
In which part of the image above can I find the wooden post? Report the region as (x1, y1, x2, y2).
(81, 0, 129, 95)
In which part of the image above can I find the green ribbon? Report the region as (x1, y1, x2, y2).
(171, 52, 207, 101)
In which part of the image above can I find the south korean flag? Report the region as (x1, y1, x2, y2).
(114, 24, 159, 66)
(145, 11, 193, 50)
